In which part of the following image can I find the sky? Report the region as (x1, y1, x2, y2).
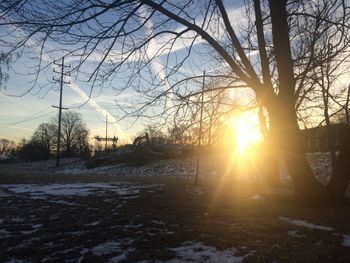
(0, 1, 247, 144)
(3, 0, 347, 144)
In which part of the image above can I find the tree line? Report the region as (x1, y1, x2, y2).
(0, 111, 90, 162)
(1, 0, 350, 201)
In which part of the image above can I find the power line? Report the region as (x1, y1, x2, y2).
(72, 106, 121, 110)
(0, 107, 53, 127)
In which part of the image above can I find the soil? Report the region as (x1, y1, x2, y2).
(1, 170, 350, 262)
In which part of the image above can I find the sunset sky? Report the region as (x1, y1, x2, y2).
(0, 1, 247, 144)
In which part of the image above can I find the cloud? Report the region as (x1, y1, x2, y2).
(138, 6, 175, 109)
(67, 80, 132, 143)
(65, 4, 246, 65)
(24, 35, 132, 143)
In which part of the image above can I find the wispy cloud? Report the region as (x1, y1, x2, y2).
(67, 80, 131, 143)
(139, 6, 174, 109)
(23, 35, 132, 143)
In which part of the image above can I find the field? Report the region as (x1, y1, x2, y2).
(0, 153, 350, 262)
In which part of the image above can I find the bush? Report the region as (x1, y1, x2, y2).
(18, 143, 50, 162)
(0, 156, 15, 164)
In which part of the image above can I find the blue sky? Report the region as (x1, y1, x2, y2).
(0, 1, 249, 143)
(5, 0, 347, 144)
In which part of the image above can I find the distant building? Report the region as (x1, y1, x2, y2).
(301, 124, 349, 152)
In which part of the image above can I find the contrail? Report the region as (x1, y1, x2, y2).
(139, 6, 174, 110)
(3, 20, 132, 143)
(27, 40, 132, 143)
(67, 81, 131, 143)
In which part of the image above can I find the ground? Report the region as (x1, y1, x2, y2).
(0, 153, 350, 262)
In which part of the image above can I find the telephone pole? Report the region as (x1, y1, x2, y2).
(195, 70, 205, 184)
(52, 56, 70, 167)
(105, 114, 108, 150)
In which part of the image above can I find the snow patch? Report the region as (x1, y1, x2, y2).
(279, 217, 333, 231)
(126, 223, 143, 229)
(1, 183, 162, 199)
(167, 241, 243, 262)
(287, 230, 305, 238)
(279, 152, 333, 184)
(80, 240, 135, 261)
(0, 190, 9, 197)
(20, 230, 38, 235)
(108, 248, 135, 263)
(0, 228, 10, 237)
(342, 235, 350, 247)
(86, 221, 100, 226)
(58, 164, 125, 175)
(90, 242, 122, 256)
(5, 259, 31, 263)
(151, 220, 166, 225)
(49, 199, 76, 206)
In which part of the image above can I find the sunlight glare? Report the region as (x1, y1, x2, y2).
(230, 111, 262, 154)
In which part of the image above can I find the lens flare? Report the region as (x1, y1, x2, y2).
(230, 111, 262, 154)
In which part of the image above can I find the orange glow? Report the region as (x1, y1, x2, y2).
(229, 111, 262, 154)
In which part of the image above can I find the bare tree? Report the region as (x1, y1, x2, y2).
(0, 52, 10, 89)
(31, 122, 55, 153)
(50, 111, 90, 156)
(0, 138, 16, 157)
(1, 0, 350, 201)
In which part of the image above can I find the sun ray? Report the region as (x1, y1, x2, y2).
(230, 111, 262, 155)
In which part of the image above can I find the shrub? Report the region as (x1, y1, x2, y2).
(18, 143, 50, 162)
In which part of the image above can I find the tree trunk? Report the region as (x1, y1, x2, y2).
(266, 101, 326, 200)
(327, 129, 350, 201)
(267, 0, 326, 201)
(258, 106, 280, 187)
(263, 135, 280, 188)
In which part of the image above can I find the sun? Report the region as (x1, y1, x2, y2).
(230, 111, 262, 154)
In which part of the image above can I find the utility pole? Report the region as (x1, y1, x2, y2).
(52, 56, 70, 167)
(105, 114, 108, 150)
(195, 70, 205, 184)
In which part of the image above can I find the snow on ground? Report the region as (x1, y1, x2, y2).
(0, 228, 10, 237)
(0, 182, 163, 199)
(287, 230, 305, 238)
(79, 240, 246, 263)
(0, 152, 335, 186)
(0, 181, 175, 262)
(279, 217, 333, 231)
(2, 158, 80, 173)
(0, 189, 9, 197)
(279, 152, 333, 184)
(166, 241, 244, 263)
(56, 158, 197, 178)
(52, 152, 333, 185)
(88, 239, 135, 262)
(81, 240, 132, 257)
(343, 235, 350, 247)
(4, 260, 31, 263)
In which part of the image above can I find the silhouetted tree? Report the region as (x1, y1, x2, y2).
(31, 122, 55, 154)
(1, 0, 350, 201)
(18, 142, 50, 162)
(0, 138, 16, 157)
(51, 111, 90, 157)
